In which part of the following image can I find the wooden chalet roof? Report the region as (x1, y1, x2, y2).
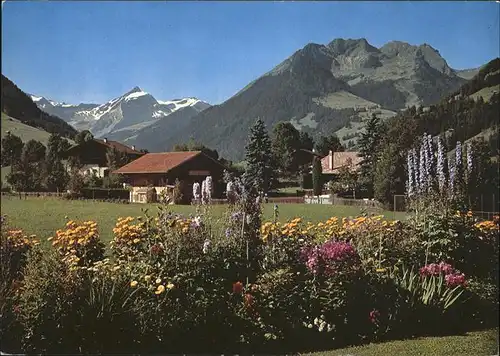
(113, 151, 204, 174)
(66, 138, 143, 155)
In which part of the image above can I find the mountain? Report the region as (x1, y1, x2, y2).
(1, 75, 78, 139)
(30, 88, 211, 150)
(167, 38, 475, 160)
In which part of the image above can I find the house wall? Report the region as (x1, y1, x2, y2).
(130, 186, 174, 203)
(124, 153, 226, 203)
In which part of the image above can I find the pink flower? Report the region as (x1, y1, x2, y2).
(369, 309, 380, 324)
(301, 241, 360, 276)
(445, 273, 466, 288)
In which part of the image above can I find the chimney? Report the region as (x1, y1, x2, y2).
(329, 150, 333, 170)
(132, 145, 136, 151)
(103, 138, 108, 143)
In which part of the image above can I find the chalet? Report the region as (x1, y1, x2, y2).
(113, 151, 228, 203)
(320, 150, 362, 176)
(64, 138, 144, 177)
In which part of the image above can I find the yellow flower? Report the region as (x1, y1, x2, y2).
(166, 283, 175, 289)
(144, 275, 151, 282)
(156, 278, 162, 284)
(155, 285, 165, 295)
(130, 281, 138, 288)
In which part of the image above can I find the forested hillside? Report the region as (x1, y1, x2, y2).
(1, 75, 78, 140)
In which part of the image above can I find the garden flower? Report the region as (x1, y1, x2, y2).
(233, 281, 244, 294)
(449, 158, 455, 195)
(406, 149, 414, 197)
(192, 182, 201, 201)
(225, 228, 232, 237)
(130, 280, 138, 288)
(419, 143, 426, 193)
(156, 278, 162, 284)
(202, 239, 211, 254)
(369, 309, 380, 324)
(144, 275, 151, 282)
(455, 141, 462, 170)
(166, 283, 175, 289)
(150, 244, 164, 256)
(466, 141, 473, 177)
(155, 285, 165, 295)
(244, 293, 254, 308)
(445, 273, 466, 288)
(437, 136, 446, 193)
(231, 211, 243, 222)
(192, 216, 202, 228)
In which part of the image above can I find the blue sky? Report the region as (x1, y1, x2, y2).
(2, 1, 499, 105)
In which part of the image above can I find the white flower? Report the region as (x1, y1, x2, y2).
(202, 239, 211, 254)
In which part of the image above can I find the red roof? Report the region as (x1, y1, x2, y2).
(113, 151, 202, 174)
(320, 151, 362, 174)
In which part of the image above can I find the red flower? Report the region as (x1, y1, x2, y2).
(150, 244, 164, 256)
(244, 293, 254, 308)
(232, 281, 244, 294)
(369, 309, 380, 324)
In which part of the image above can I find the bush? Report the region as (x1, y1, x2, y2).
(145, 186, 157, 203)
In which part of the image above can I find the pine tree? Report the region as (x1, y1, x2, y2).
(312, 156, 323, 196)
(45, 134, 69, 192)
(1, 132, 24, 167)
(373, 142, 404, 207)
(243, 118, 276, 194)
(358, 113, 383, 194)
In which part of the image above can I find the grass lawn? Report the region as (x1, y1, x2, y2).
(1, 196, 406, 242)
(302, 328, 499, 356)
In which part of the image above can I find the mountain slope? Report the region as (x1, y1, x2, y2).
(1, 113, 52, 145)
(170, 38, 470, 160)
(1, 75, 78, 139)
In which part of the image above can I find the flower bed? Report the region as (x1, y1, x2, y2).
(0, 204, 498, 354)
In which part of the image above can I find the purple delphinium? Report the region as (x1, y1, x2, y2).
(406, 149, 415, 197)
(466, 142, 473, 176)
(449, 158, 455, 196)
(436, 136, 446, 193)
(201, 180, 207, 204)
(225, 228, 232, 237)
(419, 142, 426, 194)
(424, 134, 434, 193)
(455, 141, 462, 170)
(231, 211, 243, 222)
(192, 182, 201, 201)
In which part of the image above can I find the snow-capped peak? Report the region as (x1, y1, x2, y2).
(30, 95, 43, 102)
(124, 90, 149, 102)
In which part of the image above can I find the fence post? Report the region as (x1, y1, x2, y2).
(393, 195, 397, 220)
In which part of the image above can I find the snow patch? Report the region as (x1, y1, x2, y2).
(30, 95, 43, 102)
(157, 97, 200, 111)
(152, 110, 170, 118)
(124, 91, 149, 102)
